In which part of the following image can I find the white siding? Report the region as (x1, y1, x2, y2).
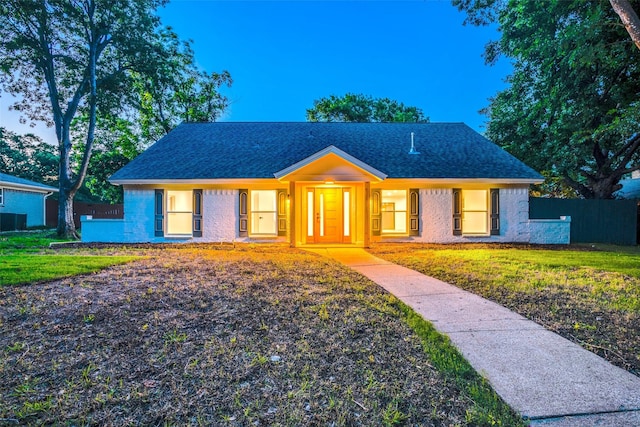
(0, 188, 48, 227)
(417, 187, 530, 243)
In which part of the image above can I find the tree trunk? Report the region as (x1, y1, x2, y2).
(590, 177, 622, 199)
(56, 185, 78, 239)
(610, 0, 640, 50)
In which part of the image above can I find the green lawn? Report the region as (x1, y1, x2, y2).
(1, 254, 139, 286)
(0, 230, 140, 286)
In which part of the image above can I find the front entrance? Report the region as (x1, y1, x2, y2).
(306, 187, 351, 244)
(315, 188, 341, 243)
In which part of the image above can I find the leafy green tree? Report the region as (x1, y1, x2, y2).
(306, 93, 428, 123)
(0, 0, 184, 237)
(136, 29, 232, 141)
(0, 127, 58, 185)
(454, 0, 640, 199)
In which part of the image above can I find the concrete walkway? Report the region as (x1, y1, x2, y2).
(306, 248, 640, 426)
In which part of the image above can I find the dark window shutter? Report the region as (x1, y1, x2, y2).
(193, 189, 203, 237)
(371, 188, 382, 236)
(490, 188, 500, 235)
(409, 188, 419, 236)
(239, 189, 248, 237)
(452, 188, 462, 236)
(277, 189, 287, 236)
(154, 189, 164, 237)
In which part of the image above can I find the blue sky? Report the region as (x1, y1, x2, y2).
(0, 0, 511, 143)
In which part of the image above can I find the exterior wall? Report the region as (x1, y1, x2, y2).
(416, 187, 530, 243)
(0, 188, 48, 227)
(201, 189, 238, 242)
(81, 217, 125, 242)
(81, 183, 542, 245)
(529, 217, 571, 244)
(122, 188, 158, 242)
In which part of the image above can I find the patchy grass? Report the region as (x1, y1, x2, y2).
(0, 244, 523, 426)
(368, 243, 640, 376)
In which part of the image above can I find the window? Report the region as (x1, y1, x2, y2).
(462, 189, 488, 234)
(167, 190, 192, 235)
(251, 190, 277, 235)
(453, 189, 499, 236)
(381, 190, 407, 234)
(0, 188, 3, 205)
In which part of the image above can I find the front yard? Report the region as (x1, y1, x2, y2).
(0, 241, 519, 426)
(368, 243, 640, 377)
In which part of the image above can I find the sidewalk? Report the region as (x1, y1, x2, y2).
(306, 248, 640, 426)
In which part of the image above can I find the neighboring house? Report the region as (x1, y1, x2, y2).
(616, 172, 640, 200)
(82, 122, 569, 245)
(0, 172, 58, 229)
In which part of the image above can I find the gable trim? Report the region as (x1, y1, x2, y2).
(273, 145, 388, 181)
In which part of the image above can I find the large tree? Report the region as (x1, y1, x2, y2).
(454, 0, 640, 198)
(306, 93, 429, 123)
(0, 0, 183, 237)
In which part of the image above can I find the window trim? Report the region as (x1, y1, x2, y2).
(462, 189, 489, 236)
(166, 190, 194, 236)
(249, 189, 278, 236)
(380, 189, 408, 236)
(0, 187, 4, 206)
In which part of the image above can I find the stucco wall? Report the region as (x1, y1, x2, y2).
(417, 187, 530, 243)
(0, 188, 48, 227)
(201, 189, 238, 242)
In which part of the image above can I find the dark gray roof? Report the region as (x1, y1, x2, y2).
(0, 172, 58, 192)
(110, 122, 543, 182)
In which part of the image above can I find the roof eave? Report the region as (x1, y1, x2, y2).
(0, 181, 59, 193)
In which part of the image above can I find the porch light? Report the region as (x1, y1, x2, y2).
(324, 181, 334, 185)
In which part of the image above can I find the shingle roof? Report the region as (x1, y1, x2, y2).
(110, 122, 543, 182)
(0, 172, 58, 192)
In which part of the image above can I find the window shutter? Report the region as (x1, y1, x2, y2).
(154, 189, 164, 237)
(490, 188, 500, 235)
(371, 188, 382, 236)
(277, 189, 287, 236)
(239, 189, 248, 237)
(409, 188, 420, 236)
(193, 189, 203, 237)
(452, 188, 462, 236)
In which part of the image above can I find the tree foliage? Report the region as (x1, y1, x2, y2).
(454, 0, 640, 198)
(306, 93, 429, 123)
(0, 128, 58, 185)
(136, 29, 232, 141)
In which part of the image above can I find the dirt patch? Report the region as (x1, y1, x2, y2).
(0, 245, 509, 425)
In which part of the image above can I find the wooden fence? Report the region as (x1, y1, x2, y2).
(529, 197, 638, 245)
(46, 199, 123, 229)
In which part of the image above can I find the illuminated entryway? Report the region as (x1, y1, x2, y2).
(306, 186, 352, 244)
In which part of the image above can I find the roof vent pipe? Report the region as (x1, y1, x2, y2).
(408, 132, 420, 155)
